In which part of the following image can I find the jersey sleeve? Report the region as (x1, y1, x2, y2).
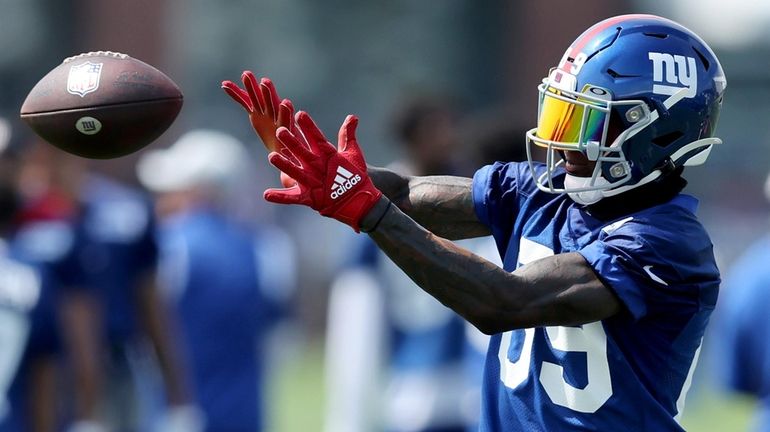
(578, 216, 719, 320)
(472, 162, 525, 250)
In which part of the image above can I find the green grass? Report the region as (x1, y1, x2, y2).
(268, 341, 326, 432)
(681, 388, 756, 432)
(269, 342, 758, 432)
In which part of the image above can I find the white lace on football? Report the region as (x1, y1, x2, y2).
(63, 51, 129, 63)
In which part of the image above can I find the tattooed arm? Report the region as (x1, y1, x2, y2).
(360, 196, 622, 334)
(367, 165, 490, 240)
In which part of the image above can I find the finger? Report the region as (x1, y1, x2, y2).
(260, 78, 281, 121)
(264, 186, 306, 205)
(337, 115, 360, 153)
(276, 127, 315, 163)
(296, 111, 336, 156)
(221, 81, 252, 111)
(277, 99, 295, 130)
(242, 71, 267, 114)
(279, 100, 310, 149)
(268, 152, 319, 187)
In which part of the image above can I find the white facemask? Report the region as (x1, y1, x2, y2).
(564, 174, 610, 205)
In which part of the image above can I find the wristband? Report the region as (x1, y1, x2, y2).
(361, 200, 392, 233)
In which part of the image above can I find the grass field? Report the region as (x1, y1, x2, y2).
(681, 390, 755, 432)
(268, 342, 757, 432)
(269, 341, 327, 432)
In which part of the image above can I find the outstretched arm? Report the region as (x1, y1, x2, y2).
(360, 197, 622, 333)
(222, 73, 486, 237)
(367, 165, 490, 240)
(264, 111, 622, 334)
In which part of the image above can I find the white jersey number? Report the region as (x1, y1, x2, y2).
(498, 239, 612, 413)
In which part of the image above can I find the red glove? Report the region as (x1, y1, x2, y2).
(221, 71, 298, 151)
(222, 71, 299, 187)
(264, 112, 382, 232)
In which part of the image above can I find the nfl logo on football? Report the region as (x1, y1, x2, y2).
(67, 61, 103, 97)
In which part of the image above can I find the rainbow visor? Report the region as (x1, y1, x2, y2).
(534, 80, 613, 152)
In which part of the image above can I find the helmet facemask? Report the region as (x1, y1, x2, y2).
(526, 69, 681, 203)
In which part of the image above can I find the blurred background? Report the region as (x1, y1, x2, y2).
(0, 0, 769, 431)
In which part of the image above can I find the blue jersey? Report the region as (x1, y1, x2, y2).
(713, 233, 770, 431)
(471, 162, 719, 431)
(62, 176, 158, 343)
(0, 238, 50, 431)
(158, 209, 292, 431)
(11, 220, 74, 358)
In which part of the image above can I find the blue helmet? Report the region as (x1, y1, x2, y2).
(525, 14, 726, 204)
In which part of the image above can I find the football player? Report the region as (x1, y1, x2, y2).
(10, 143, 196, 432)
(223, 14, 725, 430)
(711, 171, 770, 431)
(137, 130, 295, 432)
(0, 120, 47, 432)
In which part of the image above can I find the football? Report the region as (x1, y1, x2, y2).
(20, 51, 183, 159)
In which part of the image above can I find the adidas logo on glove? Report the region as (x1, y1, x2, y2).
(330, 165, 361, 199)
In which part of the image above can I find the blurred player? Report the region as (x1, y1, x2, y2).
(9, 140, 196, 431)
(63, 161, 196, 432)
(712, 172, 770, 432)
(0, 119, 52, 432)
(226, 14, 725, 431)
(137, 130, 295, 432)
(325, 97, 475, 432)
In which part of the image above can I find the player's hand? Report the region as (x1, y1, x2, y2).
(221, 71, 297, 152)
(264, 111, 382, 232)
(222, 71, 301, 187)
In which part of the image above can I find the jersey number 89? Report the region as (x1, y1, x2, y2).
(498, 238, 612, 413)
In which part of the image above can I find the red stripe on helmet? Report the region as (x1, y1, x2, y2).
(560, 14, 661, 74)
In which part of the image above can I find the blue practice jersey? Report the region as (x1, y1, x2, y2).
(0, 238, 49, 431)
(61, 175, 158, 343)
(158, 209, 293, 432)
(472, 162, 719, 431)
(713, 233, 770, 431)
(11, 220, 73, 358)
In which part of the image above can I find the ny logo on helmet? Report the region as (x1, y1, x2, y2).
(648, 52, 697, 98)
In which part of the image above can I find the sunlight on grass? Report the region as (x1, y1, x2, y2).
(681, 389, 755, 432)
(269, 341, 326, 432)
